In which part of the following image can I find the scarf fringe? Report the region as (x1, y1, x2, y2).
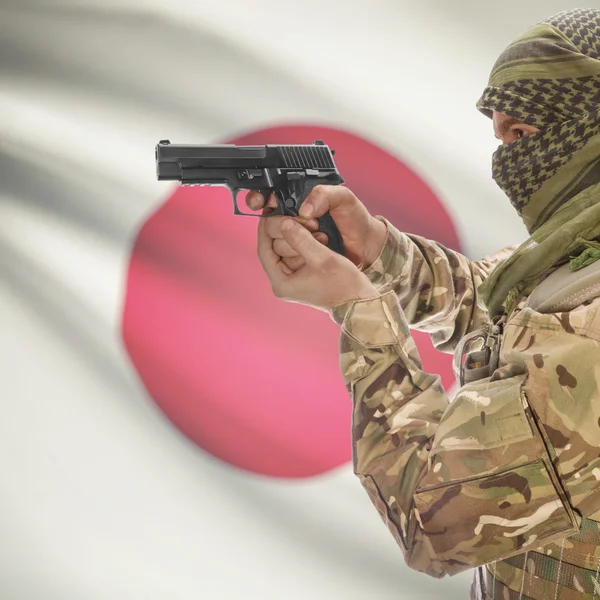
(570, 240, 600, 271)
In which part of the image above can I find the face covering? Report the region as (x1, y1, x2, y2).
(475, 8, 600, 318)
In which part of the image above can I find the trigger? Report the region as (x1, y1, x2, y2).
(262, 189, 284, 215)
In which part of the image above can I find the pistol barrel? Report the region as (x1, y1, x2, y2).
(155, 140, 337, 181)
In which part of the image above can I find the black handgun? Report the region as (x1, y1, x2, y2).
(155, 139, 345, 254)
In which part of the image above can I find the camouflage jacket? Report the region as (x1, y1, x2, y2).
(330, 216, 600, 579)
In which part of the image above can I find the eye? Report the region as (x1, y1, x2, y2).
(512, 127, 525, 139)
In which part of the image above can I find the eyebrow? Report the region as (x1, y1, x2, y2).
(494, 117, 524, 139)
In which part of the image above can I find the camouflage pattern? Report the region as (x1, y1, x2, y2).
(354, 216, 517, 354)
(484, 522, 600, 599)
(329, 217, 600, 598)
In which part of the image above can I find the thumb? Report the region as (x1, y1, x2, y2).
(280, 219, 329, 263)
(299, 185, 354, 219)
(299, 185, 331, 218)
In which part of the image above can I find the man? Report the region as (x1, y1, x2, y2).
(247, 8, 600, 599)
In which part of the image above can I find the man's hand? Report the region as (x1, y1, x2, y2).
(246, 185, 387, 272)
(258, 217, 379, 312)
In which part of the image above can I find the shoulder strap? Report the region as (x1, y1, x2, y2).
(455, 260, 600, 386)
(526, 259, 600, 313)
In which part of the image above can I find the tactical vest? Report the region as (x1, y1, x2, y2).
(455, 259, 600, 599)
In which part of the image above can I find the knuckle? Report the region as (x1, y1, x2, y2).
(338, 185, 356, 203)
(286, 256, 304, 270)
(311, 184, 327, 202)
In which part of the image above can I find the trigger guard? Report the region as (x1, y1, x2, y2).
(232, 188, 285, 217)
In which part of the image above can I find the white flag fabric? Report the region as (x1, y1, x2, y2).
(0, 1, 583, 599)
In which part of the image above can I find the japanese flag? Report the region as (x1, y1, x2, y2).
(0, 1, 541, 599)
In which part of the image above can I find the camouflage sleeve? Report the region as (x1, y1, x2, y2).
(330, 291, 583, 578)
(363, 216, 517, 353)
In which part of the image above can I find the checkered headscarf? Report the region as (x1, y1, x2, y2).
(477, 9, 600, 234)
(477, 9, 600, 318)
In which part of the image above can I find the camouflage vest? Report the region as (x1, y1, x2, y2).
(457, 259, 600, 599)
(473, 518, 600, 599)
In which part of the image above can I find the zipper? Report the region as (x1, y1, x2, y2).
(519, 389, 580, 529)
(418, 457, 543, 492)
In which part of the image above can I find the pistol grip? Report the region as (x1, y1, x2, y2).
(268, 180, 345, 256)
(316, 212, 344, 255)
(294, 180, 344, 256)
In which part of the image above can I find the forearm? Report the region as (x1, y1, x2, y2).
(364, 217, 516, 353)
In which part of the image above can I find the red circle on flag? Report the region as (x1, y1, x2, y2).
(122, 125, 462, 478)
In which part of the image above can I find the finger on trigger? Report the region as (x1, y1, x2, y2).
(261, 192, 279, 216)
(245, 190, 264, 211)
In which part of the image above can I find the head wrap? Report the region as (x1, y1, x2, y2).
(476, 9, 600, 317)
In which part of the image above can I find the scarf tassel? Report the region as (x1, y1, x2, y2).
(570, 240, 600, 271)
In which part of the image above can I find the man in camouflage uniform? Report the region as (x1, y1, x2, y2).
(247, 8, 600, 599)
